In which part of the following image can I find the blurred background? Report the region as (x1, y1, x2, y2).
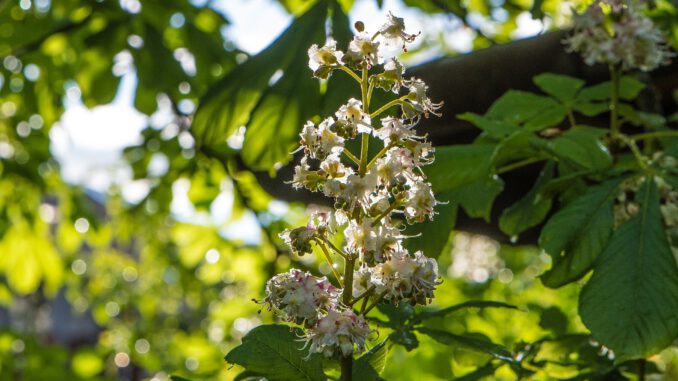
(1, 0, 677, 380)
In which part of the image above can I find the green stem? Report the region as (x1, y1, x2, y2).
(629, 130, 678, 141)
(338, 65, 362, 84)
(365, 144, 393, 172)
(366, 79, 376, 109)
(495, 156, 547, 174)
(349, 285, 375, 306)
(341, 357, 353, 381)
(609, 65, 621, 141)
(370, 97, 406, 119)
(315, 240, 343, 287)
(620, 135, 649, 169)
(362, 291, 387, 315)
(371, 202, 399, 226)
(342, 149, 361, 166)
(323, 238, 348, 259)
(567, 110, 577, 128)
(638, 359, 646, 381)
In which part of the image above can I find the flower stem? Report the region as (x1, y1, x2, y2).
(370, 96, 406, 119)
(359, 64, 370, 176)
(349, 285, 375, 306)
(362, 291, 387, 315)
(338, 65, 362, 84)
(371, 202, 399, 226)
(365, 143, 393, 171)
(340, 257, 356, 381)
(323, 238, 348, 259)
(567, 110, 577, 128)
(342, 149, 361, 166)
(609, 65, 621, 141)
(315, 240, 344, 287)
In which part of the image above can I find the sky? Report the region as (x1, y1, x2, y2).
(49, 0, 546, 244)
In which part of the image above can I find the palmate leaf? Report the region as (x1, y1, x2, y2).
(579, 178, 678, 362)
(353, 340, 390, 381)
(499, 161, 555, 237)
(540, 178, 622, 288)
(192, 2, 328, 169)
(533, 73, 585, 104)
(225, 324, 326, 381)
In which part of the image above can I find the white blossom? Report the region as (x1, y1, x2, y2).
(564, 0, 674, 71)
(404, 78, 443, 118)
(264, 269, 340, 325)
(378, 12, 419, 49)
(305, 308, 371, 357)
(336, 98, 372, 134)
(344, 33, 381, 67)
(308, 38, 344, 78)
(404, 182, 437, 223)
(373, 250, 439, 305)
(374, 116, 417, 145)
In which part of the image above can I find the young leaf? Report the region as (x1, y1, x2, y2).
(225, 324, 326, 381)
(417, 328, 515, 363)
(451, 177, 504, 222)
(499, 161, 555, 237)
(353, 340, 390, 381)
(579, 178, 678, 362)
(576, 76, 645, 102)
(533, 73, 585, 103)
(540, 178, 622, 288)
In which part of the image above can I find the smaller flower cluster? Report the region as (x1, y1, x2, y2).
(263, 269, 340, 325)
(614, 153, 678, 228)
(564, 0, 674, 71)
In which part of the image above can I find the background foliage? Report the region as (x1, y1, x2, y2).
(1, 0, 678, 380)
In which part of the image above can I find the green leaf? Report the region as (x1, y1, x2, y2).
(490, 131, 542, 168)
(540, 178, 622, 288)
(387, 329, 419, 351)
(579, 178, 678, 361)
(548, 127, 612, 171)
(533, 73, 585, 103)
(225, 324, 326, 381)
(486, 90, 561, 125)
(425, 144, 496, 192)
(417, 328, 515, 363)
(412, 301, 518, 324)
(577, 76, 645, 102)
(451, 177, 504, 221)
(170, 377, 194, 381)
(192, 2, 327, 155)
(455, 363, 500, 381)
(458, 112, 519, 139)
(353, 340, 390, 381)
(499, 161, 554, 237)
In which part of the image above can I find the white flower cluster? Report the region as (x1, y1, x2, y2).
(265, 13, 442, 359)
(564, 0, 674, 71)
(263, 269, 340, 325)
(614, 153, 678, 228)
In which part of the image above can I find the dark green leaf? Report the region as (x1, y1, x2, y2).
(225, 324, 326, 381)
(486, 90, 561, 125)
(577, 77, 645, 102)
(425, 144, 496, 192)
(540, 178, 622, 288)
(455, 362, 500, 381)
(353, 340, 390, 381)
(499, 161, 554, 237)
(548, 127, 612, 171)
(533, 73, 585, 103)
(387, 329, 419, 351)
(192, 3, 327, 155)
(580, 178, 678, 361)
(170, 376, 193, 381)
(458, 112, 519, 139)
(451, 177, 504, 222)
(417, 328, 515, 363)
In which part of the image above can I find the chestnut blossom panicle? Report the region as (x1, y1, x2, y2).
(264, 269, 341, 326)
(564, 0, 674, 71)
(264, 12, 443, 360)
(304, 308, 372, 357)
